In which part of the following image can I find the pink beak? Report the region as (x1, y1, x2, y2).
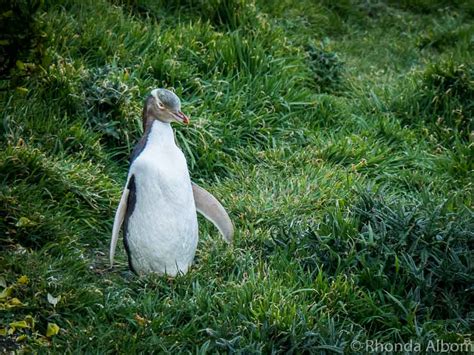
(174, 111, 190, 125)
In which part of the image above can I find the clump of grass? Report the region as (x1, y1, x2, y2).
(0, 144, 118, 248)
(307, 44, 345, 94)
(388, 0, 474, 17)
(266, 191, 473, 339)
(422, 62, 473, 130)
(320, 0, 389, 22)
(81, 65, 141, 148)
(417, 24, 473, 51)
(0, 0, 49, 80)
(199, 0, 258, 30)
(393, 60, 473, 141)
(114, 0, 258, 30)
(352, 192, 473, 313)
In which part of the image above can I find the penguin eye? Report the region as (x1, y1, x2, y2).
(157, 101, 165, 110)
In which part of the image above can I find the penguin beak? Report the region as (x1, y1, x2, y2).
(173, 111, 190, 125)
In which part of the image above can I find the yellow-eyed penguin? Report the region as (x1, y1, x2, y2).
(109, 89, 233, 276)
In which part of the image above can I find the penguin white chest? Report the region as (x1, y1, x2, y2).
(126, 121, 198, 276)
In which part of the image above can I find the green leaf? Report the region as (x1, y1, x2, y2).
(16, 334, 28, 342)
(24, 315, 35, 329)
(15, 87, 29, 95)
(16, 60, 25, 70)
(16, 217, 36, 227)
(9, 298, 23, 307)
(1, 10, 13, 17)
(9, 320, 30, 329)
(1, 297, 25, 309)
(17, 275, 29, 285)
(46, 323, 60, 337)
(0, 286, 13, 299)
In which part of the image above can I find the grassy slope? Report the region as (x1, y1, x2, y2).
(1, 0, 473, 352)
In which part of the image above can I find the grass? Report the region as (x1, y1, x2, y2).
(1, 0, 473, 352)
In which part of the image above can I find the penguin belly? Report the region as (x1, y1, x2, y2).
(125, 142, 198, 276)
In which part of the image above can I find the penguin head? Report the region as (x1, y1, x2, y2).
(142, 88, 189, 129)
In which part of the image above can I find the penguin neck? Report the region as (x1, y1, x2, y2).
(146, 120, 175, 147)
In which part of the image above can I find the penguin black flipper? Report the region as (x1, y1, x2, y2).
(110, 176, 132, 267)
(192, 182, 234, 244)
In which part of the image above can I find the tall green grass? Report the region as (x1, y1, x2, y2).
(1, 0, 472, 352)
